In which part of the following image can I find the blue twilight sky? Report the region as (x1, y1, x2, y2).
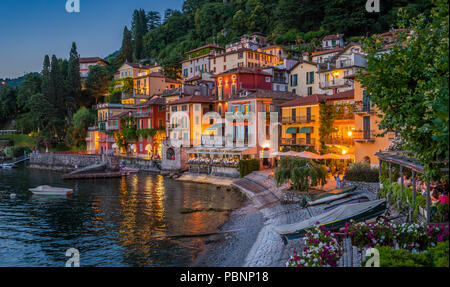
(0, 0, 183, 79)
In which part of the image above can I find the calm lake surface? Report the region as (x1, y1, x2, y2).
(0, 166, 242, 267)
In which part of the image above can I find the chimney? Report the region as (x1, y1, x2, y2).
(302, 52, 309, 61)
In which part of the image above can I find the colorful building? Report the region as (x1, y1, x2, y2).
(350, 75, 394, 166)
(210, 49, 279, 75)
(280, 94, 323, 152)
(317, 43, 366, 95)
(321, 34, 345, 50)
(79, 57, 108, 80)
(181, 44, 225, 80)
(288, 60, 322, 97)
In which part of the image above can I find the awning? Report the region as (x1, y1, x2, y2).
(286, 127, 299, 134)
(300, 127, 313, 134)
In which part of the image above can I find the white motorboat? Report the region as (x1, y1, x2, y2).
(29, 185, 73, 196)
(0, 163, 14, 169)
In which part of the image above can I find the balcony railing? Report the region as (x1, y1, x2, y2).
(106, 125, 119, 131)
(334, 113, 355, 120)
(353, 130, 376, 142)
(354, 102, 374, 114)
(281, 115, 316, 124)
(281, 138, 315, 146)
(319, 79, 352, 89)
(326, 137, 355, 145)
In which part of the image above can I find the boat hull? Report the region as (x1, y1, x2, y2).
(283, 200, 387, 241)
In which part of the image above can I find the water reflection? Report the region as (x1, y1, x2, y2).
(0, 167, 242, 267)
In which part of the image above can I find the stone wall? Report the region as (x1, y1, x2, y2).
(30, 153, 160, 173)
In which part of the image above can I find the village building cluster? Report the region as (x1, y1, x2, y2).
(83, 31, 402, 176)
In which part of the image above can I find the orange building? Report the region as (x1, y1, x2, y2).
(350, 75, 394, 166)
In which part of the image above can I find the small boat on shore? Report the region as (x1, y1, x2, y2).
(29, 185, 73, 196)
(1, 163, 14, 169)
(275, 199, 387, 243)
(308, 189, 361, 207)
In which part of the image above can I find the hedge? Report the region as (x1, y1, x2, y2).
(238, 159, 260, 178)
(344, 162, 379, 182)
(363, 241, 449, 267)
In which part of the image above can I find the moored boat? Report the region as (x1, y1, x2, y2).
(29, 185, 73, 196)
(275, 199, 387, 243)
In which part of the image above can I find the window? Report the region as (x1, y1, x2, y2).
(223, 65, 226, 71)
(290, 74, 298, 86)
(195, 116, 199, 125)
(158, 105, 163, 111)
(181, 105, 187, 111)
(265, 77, 271, 83)
(232, 84, 236, 95)
(159, 119, 163, 128)
(171, 106, 177, 112)
(292, 88, 296, 94)
(224, 55, 226, 62)
(307, 86, 313, 95)
(238, 52, 243, 59)
(306, 71, 314, 84)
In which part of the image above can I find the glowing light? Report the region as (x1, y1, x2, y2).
(347, 131, 353, 137)
(342, 149, 347, 155)
(333, 71, 340, 77)
(262, 142, 270, 149)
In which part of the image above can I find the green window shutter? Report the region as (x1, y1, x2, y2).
(311, 72, 314, 84)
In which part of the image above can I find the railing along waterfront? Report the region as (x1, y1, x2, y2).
(354, 102, 374, 114)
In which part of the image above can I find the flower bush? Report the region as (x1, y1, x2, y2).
(286, 221, 449, 267)
(286, 224, 342, 267)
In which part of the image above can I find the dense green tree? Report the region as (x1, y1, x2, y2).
(17, 73, 41, 111)
(147, 11, 161, 30)
(358, 0, 449, 180)
(85, 65, 111, 104)
(0, 85, 17, 121)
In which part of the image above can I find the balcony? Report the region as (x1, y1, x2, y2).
(334, 113, 355, 120)
(326, 137, 354, 146)
(106, 125, 119, 131)
(282, 115, 316, 124)
(319, 79, 352, 89)
(133, 111, 151, 118)
(353, 130, 376, 142)
(281, 138, 315, 146)
(354, 102, 375, 114)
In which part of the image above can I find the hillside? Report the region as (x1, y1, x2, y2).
(110, 0, 433, 76)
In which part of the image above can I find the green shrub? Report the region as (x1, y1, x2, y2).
(363, 241, 449, 267)
(344, 162, 379, 182)
(5, 146, 31, 158)
(428, 241, 449, 267)
(238, 159, 260, 178)
(363, 246, 431, 267)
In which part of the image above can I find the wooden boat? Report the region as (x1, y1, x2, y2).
(275, 199, 387, 243)
(29, 185, 73, 196)
(308, 189, 362, 207)
(312, 185, 357, 201)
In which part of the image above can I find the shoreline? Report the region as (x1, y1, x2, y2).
(190, 199, 264, 267)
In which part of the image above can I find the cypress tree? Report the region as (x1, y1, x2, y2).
(41, 55, 51, 102)
(120, 26, 133, 64)
(68, 42, 81, 108)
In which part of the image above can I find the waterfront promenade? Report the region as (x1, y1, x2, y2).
(192, 170, 379, 267)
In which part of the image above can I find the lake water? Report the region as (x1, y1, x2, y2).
(0, 166, 242, 267)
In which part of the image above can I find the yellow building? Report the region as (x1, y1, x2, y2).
(280, 94, 323, 152)
(134, 72, 166, 96)
(210, 48, 279, 75)
(288, 61, 322, 97)
(350, 76, 394, 166)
